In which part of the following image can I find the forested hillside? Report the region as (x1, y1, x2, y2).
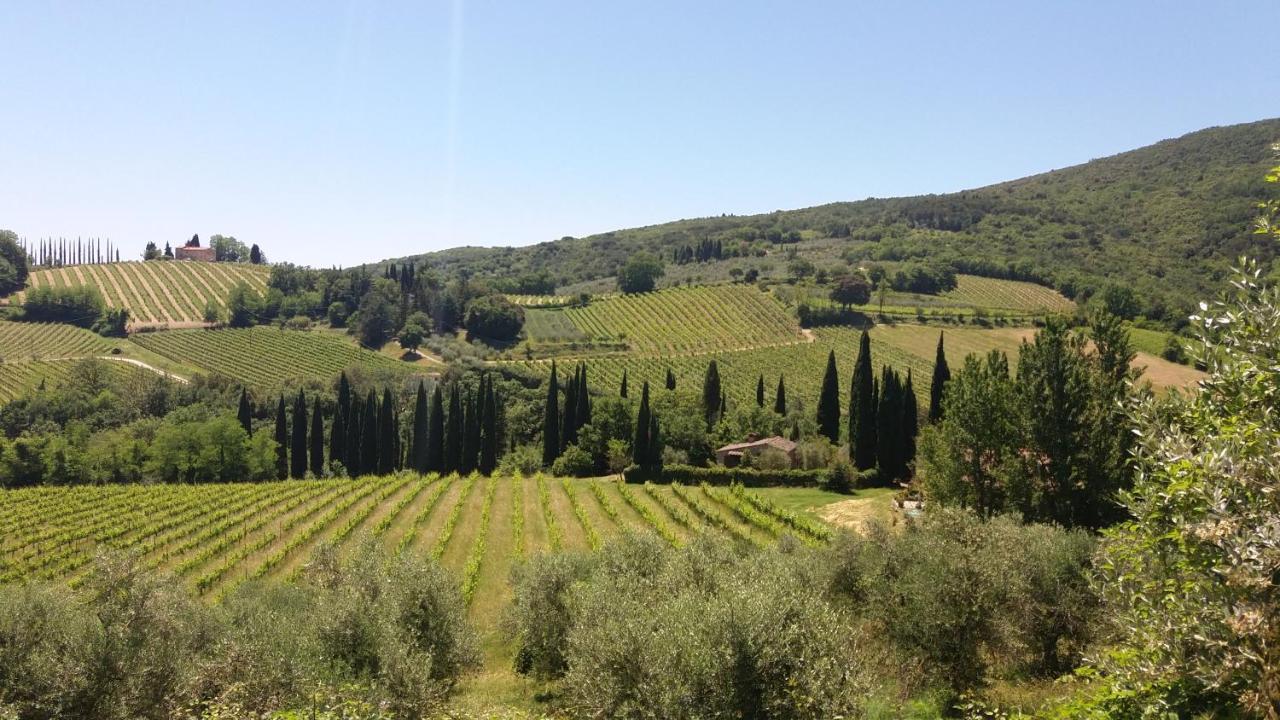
(393, 118, 1279, 324)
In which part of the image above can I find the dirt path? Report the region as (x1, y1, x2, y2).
(97, 356, 190, 384)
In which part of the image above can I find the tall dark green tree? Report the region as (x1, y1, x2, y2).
(427, 385, 445, 472)
(411, 381, 429, 472)
(461, 388, 480, 474)
(290, 391, 308, 479)
(902, 369, 919, 469)
(444, 386, 463, 473)
(562, 368, 579, 451)
(620, 369, 628, 398)
(665, 368, 676, 391)
(850, 330, 877, 470)
(575, 364, 591, 430)
(274, 396, 288, 480)
(543, 362, 561, 466)
(332, 372, 352, 466)
(373, 388, 392, 475)
(928, 331, 951, 423)
(361, 391, 379, 476)
(309, 401, 325, 477)
(877, 368, 904, 481)
(633, 381, 652, 468)
(237, 389, 252, 437)
(774, 375, 787, 415)
(816, 350, 841, 443)
(645, 413, 662, 472)
(756, 374, 766, 407)
(479, 376, 498, 475)
(345, 400, 363, 476)
(702, 361, 722, 427)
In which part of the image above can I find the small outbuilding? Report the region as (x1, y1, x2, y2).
(715, 434, 799, 468)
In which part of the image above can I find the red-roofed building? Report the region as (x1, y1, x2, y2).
(715, 434, 799, 468)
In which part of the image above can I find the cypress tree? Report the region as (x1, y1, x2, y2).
(850, 330, 877, 470)
(562, 368, 578, 450)
(378, 388, 396, 475)
(461, 388, 480, 474)
(902, 369, 919, 468)
(620, 369, 628, 398)
(444, 386, 462, 473)
(665, 368, 676, 391)
(876, 368, 903, 481)
(576, 364, 591, 429)
(332, 372, 351, 466)
(702, 361, 722, 427)
(290, 391, 308, 479)
(774, 375, 787, 415)
(427, 385, 445, 472)
(411, 381, 429, 472)
(756, 375, 765, 407)
(274, 396, 288, 480)
(361, 391, 379, 476)
(479, 376, 498, 475)
(237, 388, 252, 437)
(543, 362, 561, 466)
(310, 400, 325, 477)
(646, 413, 662, 472)
(816, 350, 841, 443)
(928, 331, 951, 423)
(345, 400, 362, 476)
(633, 381, 651, 468)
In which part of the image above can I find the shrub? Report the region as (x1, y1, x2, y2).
(824, 459, 856, 493)
(497, 444, 542, 477)
(623, 462, 827, 487)
(559, 536, 868, 718)
(550, 443, 594, 477)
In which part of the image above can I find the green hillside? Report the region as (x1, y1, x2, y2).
(392, 118, 1280, 325)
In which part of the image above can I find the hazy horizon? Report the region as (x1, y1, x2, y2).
(1, 1, 1276, 266)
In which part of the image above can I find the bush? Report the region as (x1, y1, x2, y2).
(824, 459, 857, 493)
(559, 536, 868, 718)
(510, 536, 868, 717)
(21, 285, 104, 327)
(827, 508, 1094, 701)
(550, 443, 594, 477)
(497, 444, 542, 477)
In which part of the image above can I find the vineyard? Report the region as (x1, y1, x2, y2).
(131, 327, 416, 388)
(0, 475, 831, 605)
(0, 320, 115, 360)
(504, 294, 576, 308)
(560, 284, 803, 354)
(0, 358, 148, 403)
(8, 261, 270, 325)
(941, 275, 1076, 312)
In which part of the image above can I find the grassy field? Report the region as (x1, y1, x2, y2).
(7, 261, 270, 326)
(0, 474, 851, 710)
(130, 327, 418, 388)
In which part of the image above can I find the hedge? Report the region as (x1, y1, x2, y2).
(623, 463, 829, 488)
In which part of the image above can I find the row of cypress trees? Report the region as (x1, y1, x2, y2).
(240, 370, 501, 481)
(543, 361, 592, 467)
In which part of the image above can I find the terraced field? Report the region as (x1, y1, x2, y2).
(0, 321, 115, 360)
(8, 261, 270, 325)
(131, 327, 417, 388)
(562, 284, 803, 354)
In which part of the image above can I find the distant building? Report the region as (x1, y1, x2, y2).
(174, 245, 215, 262)
(714, 434, 798, 468)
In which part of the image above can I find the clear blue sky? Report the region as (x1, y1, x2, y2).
(1, 1, 1275, 267)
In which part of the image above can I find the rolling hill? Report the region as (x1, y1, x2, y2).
(6, 261, 269, 327)
(391, 118, 1280, 326)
